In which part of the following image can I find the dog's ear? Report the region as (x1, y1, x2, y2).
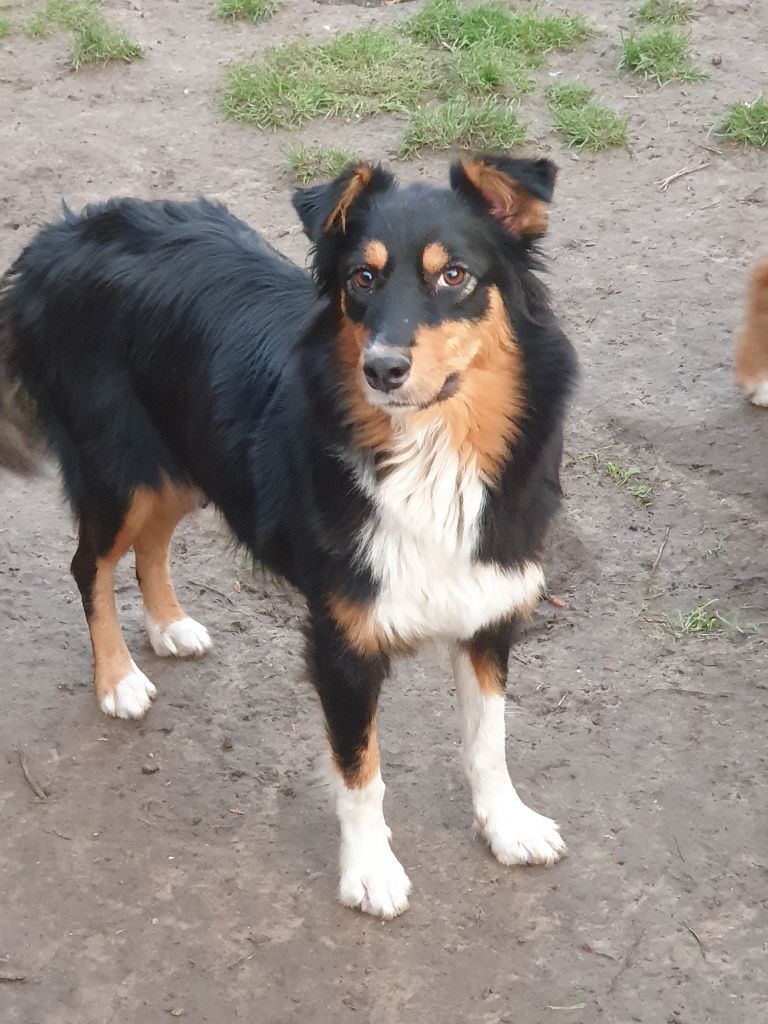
(292, 162, 395, 242)
(450, 155, 557, 239)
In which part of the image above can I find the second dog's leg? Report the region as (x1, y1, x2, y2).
(736, 253, 768, 406)
(453, 624, 567, 866)
(308, 613, 411, 919)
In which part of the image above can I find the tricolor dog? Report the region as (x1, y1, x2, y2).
(0, 155, 576, 917)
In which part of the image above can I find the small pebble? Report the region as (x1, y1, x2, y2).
(141, 764, 160, 775)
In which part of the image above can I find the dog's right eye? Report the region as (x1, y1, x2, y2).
(349, 267, 376, 291)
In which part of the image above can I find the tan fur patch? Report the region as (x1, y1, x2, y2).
(134, 484, 200, 628)
(337, 288, 524, 479)
(324, 164, 374, 234)
(735, 252, 768, 389)
(343, 719, 381, 789)
(410, 288, 525, 481)
(363, 240, 389, 271)
(329, 593, 381, 656)
(329, 593, 413, 658)
(422, 242, 450, 276)
(87, 481, 199, 700)
(337, 315, 393, 452)
(467, 645, 505, 697)
(461, 160, 549, 238)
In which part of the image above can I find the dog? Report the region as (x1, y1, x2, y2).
(735, 251, 768, 406)
(0, 155, 576, 918)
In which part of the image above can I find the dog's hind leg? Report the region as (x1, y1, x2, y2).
(453, 623, 567, 868)
(71, 490, 159, 719)
(133, 485, 211, 659)
(307, 611, 411, 919)
(736, 252, 768, 406)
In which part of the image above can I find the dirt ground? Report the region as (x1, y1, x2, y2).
(1, 1, 767, 1021)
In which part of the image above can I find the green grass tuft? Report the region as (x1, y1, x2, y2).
(547, 81, 594, 109)
(637, 0, 694, 25)
(71, 17, 142, 68)
(0, 16, 11, 38)
(223, 28, 441, 129)
(215, 0, 280, 24)
(287, 144, 359, 184)
(400, 97, 526, 158)
(453, 39, 535, 96)
(26, 0, 142, 68)
(660, 601, 724, 638)
(718, 96, 768, 148)
(27, 0, 96, 36)
(547, 81, 627, 151)
(407, 0, 593, 63)
(620, 27, 705, 84)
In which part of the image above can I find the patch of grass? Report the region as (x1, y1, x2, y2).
(655, 600, 725, 638)
(547, 81, 627, 150)
(287, 144, 359, 184)
(0, 16, 11, 38)
(223, 28, 441, 129)
(400, 97, 526, 158)
(718, 96, 768, 148)
(547, 81, 594, 109)
(215, 0, 280, 23)
(26, 0, 142, 68)
(620, 28, 705, 84)
(588, 456, 655, 506)
(71, 16, 142, 68)
(26, 0, 94, 36)
(637, 0, 694, 25)
(407, 0, 593, 64)
(453, 40, 535, 96)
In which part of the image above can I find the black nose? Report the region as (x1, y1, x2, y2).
(363, 351, 412, 393)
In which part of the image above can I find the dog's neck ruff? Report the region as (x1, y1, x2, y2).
(354, 417, 544, 647)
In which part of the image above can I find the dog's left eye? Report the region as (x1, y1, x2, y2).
(437, 265, 467, 289)
(349, 267, 377, 291)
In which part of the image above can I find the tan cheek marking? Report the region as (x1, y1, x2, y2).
(412, 287, 526, 482)
(422, 241, 450, 276)
(363, 240, 389, 271)
(337, 314, 392, 452)
(735, 253, 768, 386)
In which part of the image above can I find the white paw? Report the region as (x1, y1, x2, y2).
(339, 834, 412, 919)
(477, 802, 567, 867)
(100, 665, 157, 720)
(744, 378, 768, 406)
(145, 614, 212, 658)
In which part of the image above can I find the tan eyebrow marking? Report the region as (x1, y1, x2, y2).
(363, 241, 389, 270)
(422, 241, 451, 275)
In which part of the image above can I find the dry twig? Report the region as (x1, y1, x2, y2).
(655, 161, 710, 191)
(19, 751, 47, 802)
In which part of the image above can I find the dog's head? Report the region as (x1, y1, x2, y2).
(293, 155, 556, 464)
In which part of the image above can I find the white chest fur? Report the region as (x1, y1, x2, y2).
(355, 421, 544, 646)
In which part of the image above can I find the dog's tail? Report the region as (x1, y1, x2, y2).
(0, 269, 44, 474)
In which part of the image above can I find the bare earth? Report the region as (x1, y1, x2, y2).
(1, 2, 767, 1021)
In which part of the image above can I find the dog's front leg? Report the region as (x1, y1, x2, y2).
(307, 612, 411, 918)
(453, 623, 567, 867)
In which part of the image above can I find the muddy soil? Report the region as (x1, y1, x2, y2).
(1, 2, 767, 1022)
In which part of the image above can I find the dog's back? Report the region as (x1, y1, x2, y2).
(735, 251, 768, 406)
(1, 197, 320, 540)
